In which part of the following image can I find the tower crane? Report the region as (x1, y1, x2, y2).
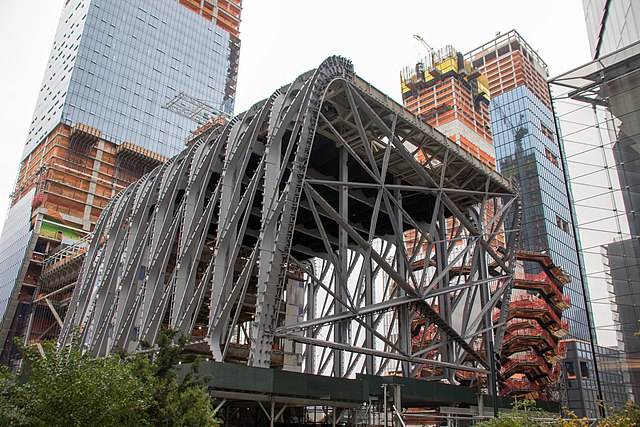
(413, 34, 434, 56)
(492, 100, 528, 149)
(412, 34, 435, 84)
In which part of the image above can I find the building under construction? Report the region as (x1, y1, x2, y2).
(466, 29, 593, 345)
(0, 0, 242, 367)
(401, 45, 494, 168)
(55, 56, 540, 425)
(1, 123, 166, 363)
(400, 42, 571, 405)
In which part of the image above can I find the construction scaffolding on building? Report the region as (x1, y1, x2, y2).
(401, 45, 494, 169)
(0, 122, 167, 367)
(59, 57, 522, 424)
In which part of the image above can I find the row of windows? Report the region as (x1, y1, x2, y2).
(24, 0, 88, 156)
(565, 360, 590, 379)
(24, 0, 235, 162)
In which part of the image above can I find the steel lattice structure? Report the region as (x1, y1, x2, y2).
(60, 57, 520, 381)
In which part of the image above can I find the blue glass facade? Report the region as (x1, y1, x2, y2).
(0, 190, 35, 321)
(23, 0, 235, 160)
(0, 0, 239, 364)
(491, 86, 592, 342)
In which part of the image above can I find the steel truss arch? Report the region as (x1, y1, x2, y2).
(61, 56, 521, 381)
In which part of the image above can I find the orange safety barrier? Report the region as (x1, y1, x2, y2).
(513, 272, 571, 311)
(501, 377, 544, 399)
(501, 350, 552, 382)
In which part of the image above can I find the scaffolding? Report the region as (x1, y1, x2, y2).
(0, 120, 170, 366)
(61, 57, 522, 410)
(400, 45, 494, 169)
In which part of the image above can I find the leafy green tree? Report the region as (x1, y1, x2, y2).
(0, 365, 28, 426)
(0, 330, 220, 427)
(136, 329, 220, 427)
(1, 340, 151, 427)
(598, 402, 640, 427)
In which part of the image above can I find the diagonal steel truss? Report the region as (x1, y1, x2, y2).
(60, 56, 521, 381)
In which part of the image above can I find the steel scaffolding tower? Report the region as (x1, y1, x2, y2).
(60, 57, 521, 381)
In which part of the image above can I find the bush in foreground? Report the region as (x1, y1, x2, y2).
(475, 399, 640, 427)
(0, 330, 220, 427)
(474, 399, 561, 427)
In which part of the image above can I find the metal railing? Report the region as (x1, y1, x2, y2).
(42, 232, 93, 276)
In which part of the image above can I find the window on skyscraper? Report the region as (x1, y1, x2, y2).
(566, 361, 576, 379)
(580, 361, 590, 379)
(556, 215, 569, 233)
(545, 147, 559, 167)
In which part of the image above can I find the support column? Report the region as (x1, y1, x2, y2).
(471, 207, 498, 415)
(382, 383, 389, 427)
(334, 146, 348, 377)
(437, 207, 453, 380)
(391, 384, 403, 427)
(364, 255, 374, 374)
(305, 272, 317, 374)
(394, 182, 410, 376)
(270, 401, 275, 427)
(488, 341, 499, 417)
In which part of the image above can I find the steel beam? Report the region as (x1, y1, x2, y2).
(61, 56, 520, 385)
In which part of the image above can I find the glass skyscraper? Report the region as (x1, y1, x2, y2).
(24, 0, 239, 161)
(489, 86, 592, 341)
(468, 31, 607, 416)
(0, 0, 241, 367)
(467, 31, 595, 343)
(549, 0, 640, 406)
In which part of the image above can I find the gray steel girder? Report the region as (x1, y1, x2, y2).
(60, 56, 520, 381)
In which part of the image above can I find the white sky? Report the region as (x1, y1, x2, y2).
(1, 0, 616, 344)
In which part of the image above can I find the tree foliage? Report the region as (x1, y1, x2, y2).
(475, 399, 640, 427)
(475, 399, 562, 427)
(597, 403, 640, 427)
(0, 330, 220, 427)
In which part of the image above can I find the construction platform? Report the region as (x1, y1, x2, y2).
(176, 360, 560, 425)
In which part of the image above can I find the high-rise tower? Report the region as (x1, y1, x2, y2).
(548, 0, 640, 408)
(0, 0, 242, 367)
(400, 42, 570, 402)
(466, 31, 594, 344)
(466, 30, 609, 417)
